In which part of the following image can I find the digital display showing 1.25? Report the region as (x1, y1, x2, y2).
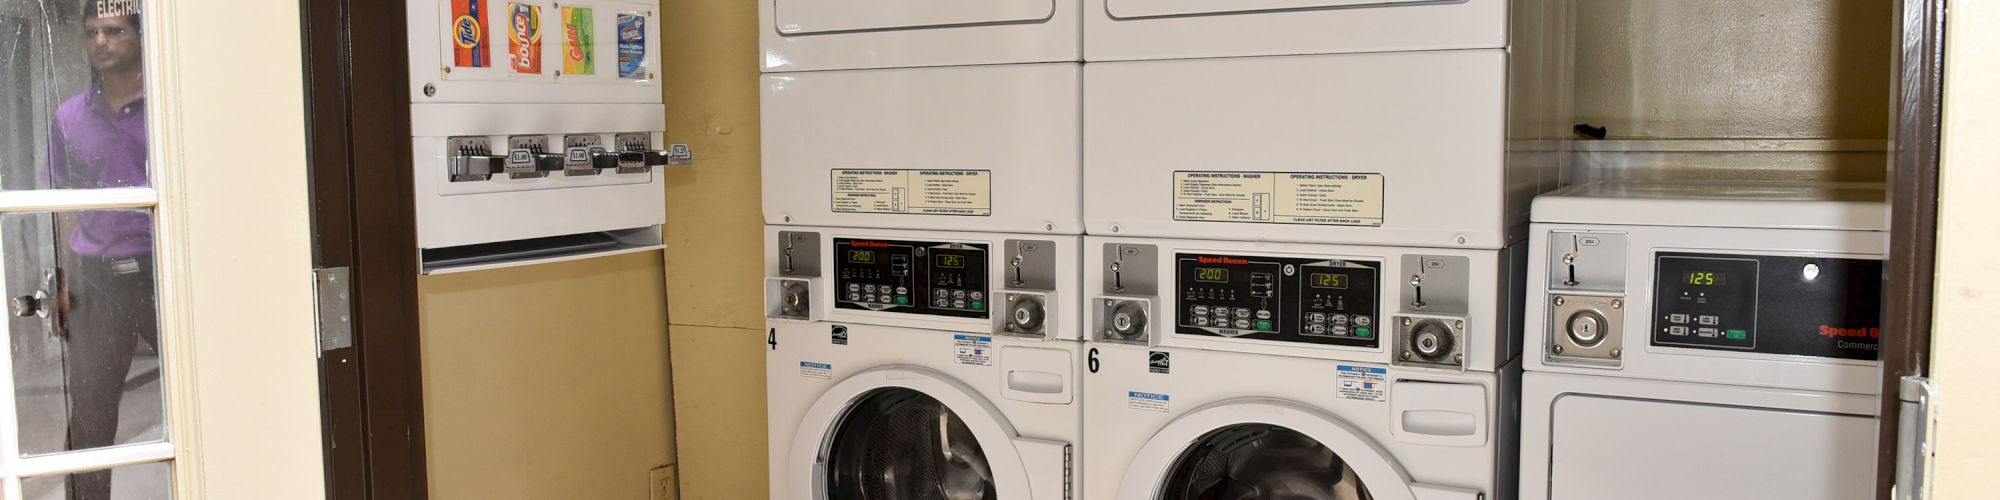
(848, 250, 875, 264)
(1310, 273, 1347, 289)
(1196, 268, 1229, 283)
(1685, 271, 1725, 286)
(936, 254, 965, 269)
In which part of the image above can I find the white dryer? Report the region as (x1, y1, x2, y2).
(1083, 343, 1514, 500)
(760, 0, 1078, 72)
(1519, 181, 1887, 499)
(1083, 0, 1534, 62)
(767, 321, 1082, 499)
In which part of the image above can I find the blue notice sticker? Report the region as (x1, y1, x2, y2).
(616, 13, 646, 79)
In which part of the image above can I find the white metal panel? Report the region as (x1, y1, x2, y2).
(1082, 236, 1517, 372)
(1518, 372, 1877, 500)
(1523, 218, 1886, 395)
(766, 323, 1082, 500)
(774, 0, 1054, 34)
(407, 0, 663, 103)
(766, 226, 1085, 340)
(411, 103, 666, 249)
(1531, 180, 1890, 231)
(763, 65, 1082, 234)
(1082, 344, 1506, 500)
(1084, 0, 1509, 61)
(760, 0, 1080, 71)
(1084, 51, 1519, 248)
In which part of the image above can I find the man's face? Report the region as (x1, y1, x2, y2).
(82, 16, 140, 73)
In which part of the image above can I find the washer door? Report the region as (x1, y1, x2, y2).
(1119, 398, 1435, 500)
(793, 366, 1058, 500)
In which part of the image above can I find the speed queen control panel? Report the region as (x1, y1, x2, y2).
(834, 238, 991, 319)
(1174, 253, 1381, 349)
(1526, 181, 1887, 394)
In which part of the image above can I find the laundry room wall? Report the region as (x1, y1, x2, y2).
(659, 0, 770, 498)
(417, 251, 676, 499)
(1570, 0, 1892, 182)
(1929, 0, 2000, 495)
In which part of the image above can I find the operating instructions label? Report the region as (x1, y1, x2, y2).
(1173, 171, 1384, 226)
(832, 169, 992, 216)
(1336, 365, 1388, 402)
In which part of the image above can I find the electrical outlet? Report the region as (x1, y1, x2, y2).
(650, 464, 679, 500)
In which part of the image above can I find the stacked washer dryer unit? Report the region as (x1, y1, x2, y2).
(758, 0, 1085, 498)
(1518, 182, 1887, 499)
(1080, 1, 1570, 499)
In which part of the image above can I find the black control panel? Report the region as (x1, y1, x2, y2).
(1652, 252, 1881, 360)
(834, 238, 989, 319)
(1174, 253, 1380, 348)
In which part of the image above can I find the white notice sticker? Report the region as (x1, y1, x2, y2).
(1128, 391, 1170, 412)
(832, 169, 992, 216)
(1336, 365, 1388, 402)
(799, 361, 832, 379)
(954, 335, 993, 366)
(1173, 171, 1384, 226)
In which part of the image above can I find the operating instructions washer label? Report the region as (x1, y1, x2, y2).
(832, 169, 992, 216)
(1335, 365, 1388, 402)
(799, 361, 833, 379)
(1173, 171, 1384, 226)
(954, 335, 994, 366)
(1128, 391, 1170, 413)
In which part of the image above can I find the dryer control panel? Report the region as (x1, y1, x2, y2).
(1174, 253, 1380, 348)
(835, 238, 990, 319)
(1651, 252, 1881, 360)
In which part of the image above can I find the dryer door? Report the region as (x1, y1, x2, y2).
(790, 366, 1067, 500)
(1118, 398, 1482, 500)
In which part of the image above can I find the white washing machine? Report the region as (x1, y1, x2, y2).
(760, 0, 1079, 72)
(767, 321, 1082, 499)
(1083, 343, 1516, 500)
(1519, 181, 1887, 499)
(764, 226, 1082, 340)
(1084, 0, 1538, 62)
(1082, 2, 1571, 250)
(1083, 236, 1525, 373)
(762, 63, 1082, 235)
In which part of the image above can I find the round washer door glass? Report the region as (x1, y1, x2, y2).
(825, 388, 997, 499)
(1160, 423, 1373, 500)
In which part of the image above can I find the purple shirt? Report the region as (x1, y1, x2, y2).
(47, 85, 151, 260)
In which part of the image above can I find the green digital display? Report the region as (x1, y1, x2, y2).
(936, 254, 965, 269)
(1685, 271, 1725, 286)
(1311, 273, 1347, 290)
(1196, 268, 1228, 283)
(848, 250, 874, 264)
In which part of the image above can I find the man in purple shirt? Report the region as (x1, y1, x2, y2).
(46, 3, 153, 499)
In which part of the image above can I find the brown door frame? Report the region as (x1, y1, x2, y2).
(1878, 0, 1946, 497)
(301, 0, 430, 497)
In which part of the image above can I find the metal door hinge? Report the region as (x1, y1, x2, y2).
(314, 267, 354, 354)
(1895, 375, 1938, 500)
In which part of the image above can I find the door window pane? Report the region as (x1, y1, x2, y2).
(20, 460, 171, 500)
(1, 0, 150, 191)
(4, 210, 164, 457)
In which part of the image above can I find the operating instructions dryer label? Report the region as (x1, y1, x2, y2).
(954, 335, 993, 366)
(1173, 171, 1384, 226)
(1335, 365, 1388, 402)
(832, 169, 992, 216)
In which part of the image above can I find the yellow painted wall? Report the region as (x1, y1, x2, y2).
(1928, 0, 2000, 495)
(418, 251, 676, 499)
(659, 0, 768, 497)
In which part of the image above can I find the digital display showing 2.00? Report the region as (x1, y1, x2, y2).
(1196, 268, 1229, 283)
(1310, 273, 1347, 289)
(936, 254, 966, 269)
(848, 250, 875, 264)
